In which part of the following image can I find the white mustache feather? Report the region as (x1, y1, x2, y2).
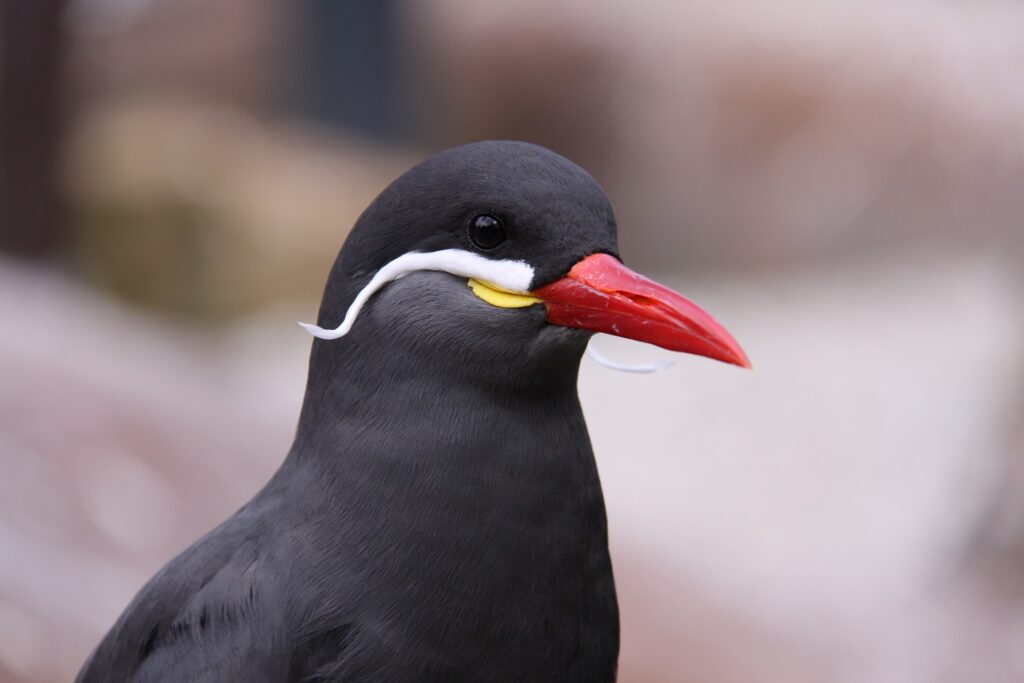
(300, 248, 671, 374)
(299, 249, 535, 340)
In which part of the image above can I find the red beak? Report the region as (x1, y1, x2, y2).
(531, 253, 751, 368)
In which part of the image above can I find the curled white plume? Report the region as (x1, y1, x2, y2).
(300, 249, 535, 340)
(586, 341, 676, 374)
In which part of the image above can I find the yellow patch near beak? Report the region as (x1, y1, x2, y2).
(468, 278, 543, 308)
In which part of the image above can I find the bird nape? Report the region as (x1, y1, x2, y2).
(77, 140, 749, 683)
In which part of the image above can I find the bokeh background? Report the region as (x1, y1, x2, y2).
(2, 1, 1024, 681)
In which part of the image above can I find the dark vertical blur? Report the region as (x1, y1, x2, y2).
(0, 0, 68, 256)
(291, 0, 409, 142)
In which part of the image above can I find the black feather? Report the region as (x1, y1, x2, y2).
(78, 141, 621, 682)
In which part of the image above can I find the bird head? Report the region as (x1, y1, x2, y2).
(303, 141, 749, 387)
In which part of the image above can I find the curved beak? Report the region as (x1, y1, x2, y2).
(531, 253, 751, 368)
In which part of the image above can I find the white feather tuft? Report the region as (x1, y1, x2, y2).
(585, 342, 676, 374)
(299, 249, 535, 340)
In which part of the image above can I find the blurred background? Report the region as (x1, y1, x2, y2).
(2, 0, 1023, 680)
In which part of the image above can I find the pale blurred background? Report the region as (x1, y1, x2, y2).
(2, 1, 1023, 681)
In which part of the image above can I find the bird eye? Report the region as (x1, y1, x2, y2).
(468, 214, 506, 250)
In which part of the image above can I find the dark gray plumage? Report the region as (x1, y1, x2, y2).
(78, 141, 621, 682)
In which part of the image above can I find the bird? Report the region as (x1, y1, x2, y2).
(76, 140, 749, 683)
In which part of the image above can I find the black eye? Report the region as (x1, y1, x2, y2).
(468, 214, 506, 250)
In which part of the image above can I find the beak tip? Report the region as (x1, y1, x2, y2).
(721, 347, 753, 370)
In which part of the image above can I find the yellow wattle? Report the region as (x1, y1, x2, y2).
(468, 278, 543, 309)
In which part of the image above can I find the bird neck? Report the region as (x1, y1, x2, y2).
(286, 328, 604, 532)
(276, 331, 618, 669)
